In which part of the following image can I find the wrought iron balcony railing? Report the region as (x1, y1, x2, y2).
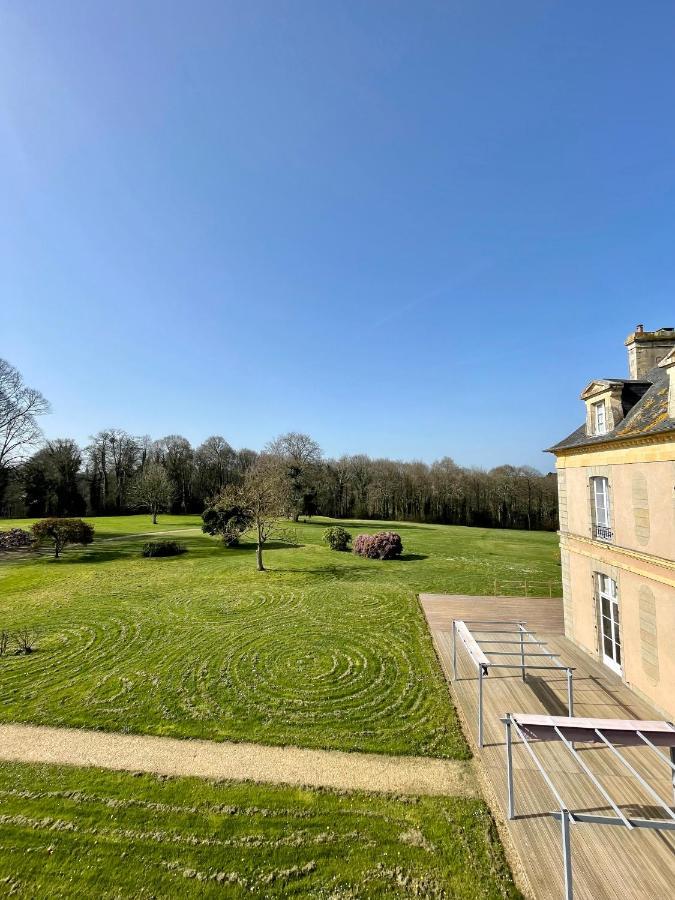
(594, 524, 614, 542)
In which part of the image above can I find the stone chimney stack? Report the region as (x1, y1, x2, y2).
(625, 326, 675, 380)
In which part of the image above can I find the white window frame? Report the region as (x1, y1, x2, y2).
(596, 574, 621, 675)
(593, 400, 607, 435)
(591, 476, 613, 541)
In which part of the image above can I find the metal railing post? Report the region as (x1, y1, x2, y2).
(566, 669, 574, 717)
(671, 748, 675, 804)
(519, 626, 526, 681)
(505, 714, 515, 819)
(478, 664, 484, 748)
(560, 808, 574, 900)
(452, 620, 457, 680)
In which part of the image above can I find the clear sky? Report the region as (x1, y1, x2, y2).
(2, 2, 674, 471)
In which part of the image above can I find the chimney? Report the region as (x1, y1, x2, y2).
(625, 326, 675, 380)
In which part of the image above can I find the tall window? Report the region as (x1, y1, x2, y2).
(596, 574, 621, 674)
(593, 400, 607, 435)
(591, 476, 613, 541)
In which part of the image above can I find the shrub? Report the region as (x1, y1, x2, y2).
(323, 526, 351, 552)
(13, 627, 38, 654)
(31, 518, 95, 558)
(352, 534, 377, 558)
(353, 531, 403, 560)
(142, 540, 187, 558)
(0, 528, 32, 551)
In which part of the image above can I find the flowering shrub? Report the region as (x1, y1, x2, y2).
(323, 526, 351, 551)
(353, 531, 403, 560)
(32, 518, 95, 559)
(0, 529, 32, 551)
(352, 534, 376, 558)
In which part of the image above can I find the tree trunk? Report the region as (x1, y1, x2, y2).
(256, 524, 264, 571)
(152, 509, 158, 525)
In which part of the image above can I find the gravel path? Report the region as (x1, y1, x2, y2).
(0, 724, 476, 797)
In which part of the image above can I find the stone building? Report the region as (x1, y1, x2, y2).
(548, 325, 675, 718)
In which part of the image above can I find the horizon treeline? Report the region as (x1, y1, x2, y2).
(0, 429, 559, 531)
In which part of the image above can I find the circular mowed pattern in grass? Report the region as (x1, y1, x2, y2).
(0, 586, 466, 758)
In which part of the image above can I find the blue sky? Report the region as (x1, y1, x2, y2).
(2, 2, 674, 471)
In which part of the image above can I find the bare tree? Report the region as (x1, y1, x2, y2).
(219, 454, 289, 571)
(0, 358, 50, 468)
(154, 435, 194, 512)
(195, 435, 237, 497)
(266, 432, 322, 521)
(107, 429, 140, 511)
(130, 463, 173, 524)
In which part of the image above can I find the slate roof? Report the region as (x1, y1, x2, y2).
(548, 363, 675, 453)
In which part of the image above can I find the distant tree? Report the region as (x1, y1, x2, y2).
(46, 439, 86, 516)
(220, 454, 289, 571)
(32, 518, 94, 559)
(83, 429, 139, 513)
(195, 436, 237, 497)
(130, 463, 173, 524)
(201, 494, 253, 546)
(0, 359, 50, 469)
(85, 431, 110, 514)
(23, 450, 57, 516)
(154, 435, 194, 512)
(236, 448, 258, 472)
(266, 432, 322, 521)
(23, 439, 85, 517)
(107, 429, 140, 511)
(0, 359, 50, 509)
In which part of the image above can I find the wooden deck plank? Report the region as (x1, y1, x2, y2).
(420, 594, 675, 900)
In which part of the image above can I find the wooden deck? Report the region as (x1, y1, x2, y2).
(419, 594, 675, 900)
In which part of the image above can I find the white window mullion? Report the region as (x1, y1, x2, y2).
(594, 400, 607, 435)
(591, 476, 613, 541)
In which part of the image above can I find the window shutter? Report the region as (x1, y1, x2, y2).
(591, 573, 600, 655)
(588, 478, 595, 536)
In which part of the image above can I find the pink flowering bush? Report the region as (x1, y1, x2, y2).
(352, 531, 403, 560)
(0, 529, 32, 551)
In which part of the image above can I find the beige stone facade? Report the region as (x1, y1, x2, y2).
(550, 328, 675, 719)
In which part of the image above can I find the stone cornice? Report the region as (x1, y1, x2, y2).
(552, 428, 675, 458)
(560, 531, 675, 577)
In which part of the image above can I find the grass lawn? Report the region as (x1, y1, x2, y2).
(0, 760, 520, 898)
(0, 515, 560, 758)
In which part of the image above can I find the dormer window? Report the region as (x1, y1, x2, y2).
(580, 379, 648, 437)
(593, 401, 607, 435)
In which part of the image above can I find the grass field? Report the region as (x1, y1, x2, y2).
(0, 515, 560, 759)
(0, 760, 520, 899)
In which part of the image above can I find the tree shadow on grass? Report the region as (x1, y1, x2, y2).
(229, 541, 305, 552)
(398, 553, 428, 562)
(45, 549, 128, 565)
(300, 519, 428, 532)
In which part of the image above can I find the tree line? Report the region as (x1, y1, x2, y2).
(0, 358, 558, 530)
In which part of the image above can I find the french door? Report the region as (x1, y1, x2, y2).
(597, 575, 621, 674)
